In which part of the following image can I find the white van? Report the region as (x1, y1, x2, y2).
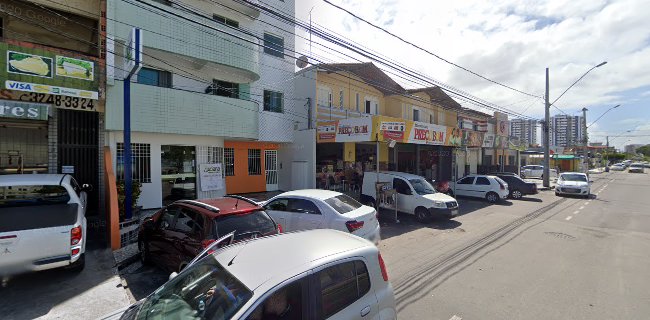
(360, 171, 459, 223)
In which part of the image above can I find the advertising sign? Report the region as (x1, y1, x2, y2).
(381, 121, 406, 141)
(482, 134, 495, 148)
(407, 121, 447, 145)
(0, 99, 49, 120)
(0, 89, 98, 112)
(446, 127, 463, 147)
(199, 163, 223, 191)
(497, 119, 509, 136)
(494, 135, 510, 149)
(462, 130, 485, 147)
(1, 43, 99, 101)
(316, 117, 372, 143)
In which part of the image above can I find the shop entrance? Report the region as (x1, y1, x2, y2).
(0, 120, 49, 175)
(161, 145, 196, 206)
(265, 150, 278, 191)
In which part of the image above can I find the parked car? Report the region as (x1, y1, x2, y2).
(610, 164, 626, 171)
(628, 163, 645, 173)
(493, 174, 538, 199)
(262, 190, 381, 245)
(555, 172, 591, 198)
(447, 175, 509, 203)
(520, 165, 557, 179)
(138, 196, 281, 273)
(488, 171, 520, 177)
(0, 174, 90, 278)
(102, 229, 397, 320)
(361, 171, 459, 223)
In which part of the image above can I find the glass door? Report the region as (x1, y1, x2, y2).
(161, 145, 196, 206)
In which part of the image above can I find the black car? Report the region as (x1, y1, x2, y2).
(494, 174, 538, 199)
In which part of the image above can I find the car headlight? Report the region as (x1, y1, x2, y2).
(432, 201, 446, 208)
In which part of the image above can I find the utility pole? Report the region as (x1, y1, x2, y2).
(582, 107, 588, 172)
(543, 68, 550, 188)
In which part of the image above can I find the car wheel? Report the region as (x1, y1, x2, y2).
(67, 253, 85, 272)
(486, 192, 499, 203)
(139, 241, 152, 265)
(415, 207, 431, 223)
(511, 189, 523, 199)
(555, 191, 560, 196)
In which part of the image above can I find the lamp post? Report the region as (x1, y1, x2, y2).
(543, 61, 607, 187)
(587, 104, 621, 129)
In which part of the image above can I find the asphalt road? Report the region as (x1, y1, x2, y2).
(385, 171, 650, 320)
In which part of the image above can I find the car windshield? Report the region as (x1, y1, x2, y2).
(215, 210, 277, 241)
(630, 164, 642, 168)
(324, 194, 363, 214)
(409, 178, 436, 195)
(560, 174, 587, 182)
(135, 256, 252, 320)
(0, 185, 70, 208)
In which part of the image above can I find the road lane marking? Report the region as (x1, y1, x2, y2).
(573, 210, 580, 214)
(579, 206, 585, 210)
(450, 315, 462, 320)
(566, 216, 573, 221)
(584, 202, 589, 205)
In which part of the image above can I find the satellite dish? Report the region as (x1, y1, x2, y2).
(296, 55, 309, 68)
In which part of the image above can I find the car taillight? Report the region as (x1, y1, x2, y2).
(345, 220, 364, 232)
(378, 253, 389, 281)
(72, 248, 80, 256)
(70, 226, 82, 246)
(277, 224, 283, 233)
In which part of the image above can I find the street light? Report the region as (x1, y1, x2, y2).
(587, 104, 621, 129)
(543, 61, 607, 187)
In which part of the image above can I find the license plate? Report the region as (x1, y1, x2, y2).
(451, 209, 459, 216)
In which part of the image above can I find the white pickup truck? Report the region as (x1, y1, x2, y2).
(0, 174, 89, 280)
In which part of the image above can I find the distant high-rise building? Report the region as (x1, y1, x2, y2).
(624, 144, 644, 154)
(550, 115, 585, 147)
(510, 119, 537, 147)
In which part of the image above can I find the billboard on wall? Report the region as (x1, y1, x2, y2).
(316, 117, 373, 143)
(482, 133, 495, 148)
(462, 130, 485, 147)
(446, 127, 463, 146)
(0, 43, 100, 111)
(380, 121, 406, 141)
(406, 121, 447, 145)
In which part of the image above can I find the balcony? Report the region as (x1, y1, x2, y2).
(106, 81, 259, 139)
(110, 0, 260, 82)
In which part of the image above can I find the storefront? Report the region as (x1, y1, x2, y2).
(224, 141, 279, 195)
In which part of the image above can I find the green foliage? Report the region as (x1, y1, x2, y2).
(117, 180, 142, 220)
(605, 153, 626, 161)
(636, 145, 650, 157)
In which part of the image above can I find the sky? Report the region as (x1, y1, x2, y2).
(294, 0, 650, 151)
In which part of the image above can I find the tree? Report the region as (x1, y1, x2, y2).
(636, 144, 650, 157)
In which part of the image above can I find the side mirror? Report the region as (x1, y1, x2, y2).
(82, 183, 93, 192)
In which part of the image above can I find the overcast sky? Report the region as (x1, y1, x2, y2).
(294, 0, 650, 150)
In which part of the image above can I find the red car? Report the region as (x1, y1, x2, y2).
(138, 196, 280, 273)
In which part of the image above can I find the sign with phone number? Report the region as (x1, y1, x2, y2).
(0, 89, 98, 112)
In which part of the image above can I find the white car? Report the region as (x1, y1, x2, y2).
(448, 175, 510, 203)
(263, 190, 381, 245)
(101, 229, 397, 320)
(521, 165, 557, 179)
(610, 164, 626, 171)
(361, 171, 459, 223)
(555, 172, 591, 198)
(0, 174, 89, 279)
(628, 163, 645, 173)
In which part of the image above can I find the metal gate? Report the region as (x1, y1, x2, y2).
(265, 150, 278, 191)
(58, 109, 99, 215)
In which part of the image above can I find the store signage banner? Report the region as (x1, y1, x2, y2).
(497, 119, 509, 136)
(494, 135, 510, 149)
(381, 121, 406, 141)
(462, 130, 485, 147)
(407, 121, 447, 145)
(482, 134, 495, 148)
(199, 163, 223, 191)
(0, 99, 49, 120)
(446, 127, 463, 146)
(1, 43, 99, 100)
(316, 117, 372, 143)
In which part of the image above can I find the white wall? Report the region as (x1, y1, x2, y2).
(277, 129, 316, 191)
(107, 131, 224, 209)
(294, 68, 318, 130)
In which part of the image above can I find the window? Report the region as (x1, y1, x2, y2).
(160, 205, 179, 229)
(318, 260, 371, 318)
(365, 100, 371, 114)
(393, 178, 411, 195)
(264, 90, 283, 113)
(339, 89, 344, 109)
(215, 211, 277, 240)
(458, 177, 475, 185)
(355, 93, 360, 111)
(224, 148, 235, 176)
(137, 67, 172, 88)
(324, 195, 363, 214)
(439, 111, 445, 124)
(266, 198, 289, 211)
(174, 208, 203, 234)
(328, 92, 333, 108)
(69, 177, 82, 197)
(430, 114, 434, 124)
(248, 278, 306, 320)
(288, 199, 321, 215)
(208, 80, 239, 98)
(248, 149, 261, 175)
(318, 86, 332, 107)
(263, 33, 284, 58)
(413, 109, 420, 121)
(213, 14, 239, 28)
(117, 143, 151, 183)
(475, 177, 491, 185)
(0, 185, 70, 208)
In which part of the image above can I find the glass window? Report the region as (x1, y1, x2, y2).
(215, 210, 277, 240)
(0, 185, 70, 208)
(117, 143, 151, 183)
(355, 93, 360, 111)
(458, 177, 475, 185)
(213, 14, 239, 28)
(208, 80, 239, 99)
(137, 256, 252, 320)
(409, 178, 436, 195)
(393, 178, 411, 195)
(559, 174, 587, 182)
(264, 90, 283, 113)
(247, 277, 306, 320)
(266, 198, 289, 211)
(160, 206, 179, 229)
(324, 194, 363, 214)
(318, 260, 371, 318)
(475, 177, 491, 185)
(263, 33, 284, 58)
(413, 109, 419, 121)
(365, 100, 371, 114)
(248, 149, 261, 175)
(69, 177, 82, 197)
(339, 89, 344, 109)
(224, 148, 235, 177)
(137, 67, 171, 88)
(288, 199, 321, 215)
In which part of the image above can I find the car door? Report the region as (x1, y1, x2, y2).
(174, 207, 205, 266)
(164, 206, 203, 271)
(243, 274, 311, 319)
(455, 176, 475, 197)
(392, 178, 415, 214)
(473, 176, 492, 198)
(264, 198, 291, 231)
(148, 205, 180, 270)
(287, 198, 324, 231)
(313, 258, 378, 320)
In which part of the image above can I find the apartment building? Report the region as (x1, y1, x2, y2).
(550, 114, 585, 147)
(104, 0, 303, 209)
(510, 118, 538, 147)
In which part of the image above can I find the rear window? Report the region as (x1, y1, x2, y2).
(0, 185, 70, 208)
(215, 210, 277, 240)
(324, 194, 363, 214)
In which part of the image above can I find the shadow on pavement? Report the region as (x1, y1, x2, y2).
(378, 212, 463, 240)
(516, 197, 543, 203)
(120, 261, 169, 301)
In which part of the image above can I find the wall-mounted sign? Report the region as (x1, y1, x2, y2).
(7, 51, 53, 78)
(56, 56, 94, 81)
(61, 166, 75, 174)
(462, 130, 485, 147)
(482, 134, 495, 148)
(406, 122, 447, 145)
(199, 163, 223, 191)
(0, 99, 49, 120)
(0, 89, 98, 112)
(317, 117, 372, 143)
(380, 121, 406, 141)
(446, 127, 463, 147)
